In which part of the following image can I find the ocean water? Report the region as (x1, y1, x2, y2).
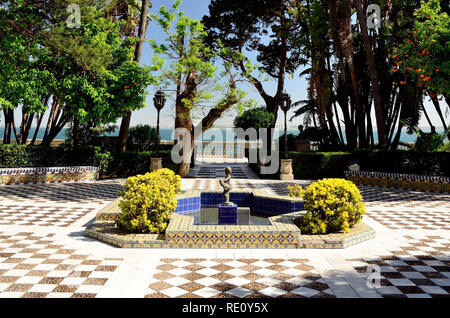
(0, 127, 443, 143)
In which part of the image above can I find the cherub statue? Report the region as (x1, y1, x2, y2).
(219, 167, 233, 205)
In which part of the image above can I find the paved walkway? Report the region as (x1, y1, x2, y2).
(0, 175, 449, 298)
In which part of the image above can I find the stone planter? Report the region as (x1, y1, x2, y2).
(295, 139, 311, 152)
(280, 159, 294, 180)
(150, 158, 163, 172)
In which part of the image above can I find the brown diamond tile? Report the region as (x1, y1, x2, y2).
(26, 270, 50, 277)
(0, 276, 19, 283)
(154, 272, 176, 281)
(178, 293, 202, 298)
(184, 264, 205, 272)
(242, 282, 267, 292)
(241, 273, 263, 281)
(53, 285, 78, 293)
(304, 281, 330, 291)
(6, 284, 33, 292)
(181, 272, 206, 282)
(13, 264, 36, 270)
(210, 282, 236, 292)
(274, 282, 299, 292)
(39, 277, 64, 285)
(212, 292, 236, 298)
(145, 292, 170, 298)
(211, 264, 233, 272)
(22, 292, 48, 298)
(156, 263, 177, 271)
(178, 282, 204, 292)
(240, 265, 260, 272)
(270, 273, 293, 281)
(84, 278, 108, 285)
(211, 272, 234, 282)
(95, 265, 116, 272)
(184, 259, 206, 263)
(295, 264, 315, 271)
(81, 260, 102, 266)
(71, 293, 96, 298)
(149, 281, 172, 291)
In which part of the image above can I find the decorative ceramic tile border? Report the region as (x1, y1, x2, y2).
(0, 166, 100, 185)
(345, 171, 450, 193)
(88, 199, 375, 249)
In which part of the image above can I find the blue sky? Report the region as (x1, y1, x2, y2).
(137, 0, 309, 129)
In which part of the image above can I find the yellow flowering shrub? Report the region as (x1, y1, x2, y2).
(287, 185, 304, 198)
(117, 169, 181, 234)
(288, 179, 365, 234)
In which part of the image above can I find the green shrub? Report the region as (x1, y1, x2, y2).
(117, 169, 181, 234)
(0, 144, 110, 171)
(127, 125, 158, 152)
(233, 107, 274, 133)
(105, 150, 177, 178)
(288, 179, 366, 234)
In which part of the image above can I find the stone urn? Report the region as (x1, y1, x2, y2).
(150, 157, 162, 172)
(295, 139, 311, 152)
(280, 159, 294, 180)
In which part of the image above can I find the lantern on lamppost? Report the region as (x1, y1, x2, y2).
(280, 92, 292, 159)
(153, 89, 166, 156)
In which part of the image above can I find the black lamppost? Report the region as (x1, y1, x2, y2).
(280, 92, 292, 159)
(153, 89, 166, 155)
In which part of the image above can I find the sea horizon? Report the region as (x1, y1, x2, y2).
(0, 126, 446, 143)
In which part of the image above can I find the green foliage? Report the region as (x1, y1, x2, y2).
(233, 107, 275, 132)
(415, 130, 449, 152)
(289, 179, 366, 234)
(65, 121, 117, 147)
(105, 150, 177, 178)
(289, 150, 450, 178)
(149, 0, 253, 112)
(127, 125, 158, 153)
(117, 169, 181, 234)
(0, 0, 155, 145)
(0, 144, 110, 172)
(394, 0, 450, 95)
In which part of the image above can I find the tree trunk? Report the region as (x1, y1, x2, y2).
(73, 115, 80, 149)
(117, 0, 150, 152)
(355, 0, 388, 147)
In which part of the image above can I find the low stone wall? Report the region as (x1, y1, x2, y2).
(0, 166, 100, 185)
(345, 171, 450, 193)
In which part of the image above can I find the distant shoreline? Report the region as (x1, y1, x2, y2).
(0, 127, 446, 143)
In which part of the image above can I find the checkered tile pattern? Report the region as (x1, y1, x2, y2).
(347, 235, 450, 298)
(0, 180, 123, 227)
(0, 232, 122, 298)
(145, 258, 335, 298)
(0, 206, 96, 227)
(0, 180, 123, 204)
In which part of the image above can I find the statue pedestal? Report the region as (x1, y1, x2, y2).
(150, 158, 162, 172)
(218, 203, 238, 225)
(280, 159, 294, 181)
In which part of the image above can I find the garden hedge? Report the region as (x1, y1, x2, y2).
(0, 144, 178, 178)
(290, 150, 450, 178)
(250, 150, 450, 179)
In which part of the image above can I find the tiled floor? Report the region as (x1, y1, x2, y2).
(0, 175, 449, 298)
(0, 231, 122, 298)
(145, 258, 334, 298)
